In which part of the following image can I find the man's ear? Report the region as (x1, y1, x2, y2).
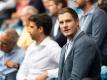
(39, 27, 44, 33)
(76, 19, 79, 28)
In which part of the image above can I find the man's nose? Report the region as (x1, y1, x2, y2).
(63, 22, 67, 27)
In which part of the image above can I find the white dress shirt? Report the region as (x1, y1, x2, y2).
(53, 20, 59, 37)
(17, 37, 61, 80)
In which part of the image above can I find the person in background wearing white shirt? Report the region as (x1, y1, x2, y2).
(17, 13, 61, 80)
(0, 0, 15, 11)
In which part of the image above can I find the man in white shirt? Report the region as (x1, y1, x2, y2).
(17, 13, 61, 80)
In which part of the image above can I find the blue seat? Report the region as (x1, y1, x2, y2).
(101, 66, 107, 80)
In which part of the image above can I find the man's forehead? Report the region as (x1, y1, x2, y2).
(0, 33, 11, 42)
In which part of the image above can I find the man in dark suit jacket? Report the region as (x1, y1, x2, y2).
(50, 16, 66, 47)
(46, 0, 67, 47)
(75, 0, 107, 66)
(57, 7, 101, 80)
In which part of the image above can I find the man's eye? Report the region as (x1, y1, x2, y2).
(59, 21, 64, 24)
(30, 26, 34, 28)
(0, 41, 8, 46)
(66, 20, 71, 22)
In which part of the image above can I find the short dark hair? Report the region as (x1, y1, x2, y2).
(90, 0, 98, 3)
(57, 7, 79, 21)
(50, 0, 67, 8)
(29, 13, 52, 36)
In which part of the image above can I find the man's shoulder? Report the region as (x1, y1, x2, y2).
(47, 38, 61, 49)
(93, 7, 107, 18)
(74, 32, 95, 47)
(14, 46, 25, 55)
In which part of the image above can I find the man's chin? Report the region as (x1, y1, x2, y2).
(63, 34, 69, 37)
(74, 3, 80, 8)
(75, 5, 79, 8)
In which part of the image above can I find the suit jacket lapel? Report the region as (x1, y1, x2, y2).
(64, 31, 85, 63)
(58, 31, 85, 80)
(58, 45, 66, 79)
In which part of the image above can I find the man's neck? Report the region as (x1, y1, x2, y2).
(36, 34, 47, 45)
(68, 28, 79, 40)
(83, 3, 93, 14)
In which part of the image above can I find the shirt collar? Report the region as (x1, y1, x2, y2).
(67, 30, 81, 44)
(33, 37, 52, 50)
(37, 36, 51, 47)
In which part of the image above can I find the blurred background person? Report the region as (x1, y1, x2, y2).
(0, 12, 21, 33)
(0, 0, 16, 11)
(67, 0, 83, 18)
(42, 0, 50, 13)
(75, 0, 107, 79)
(29, 0, 46, 13)
(98, 0, 104, 5)
(45, 0, 67, 47)
(17, 6, 39, 49)
(98, 0, 107, 13)
(0, 0, 16, 27)
(75, 0, 107, 65)
(0, 29, 25, 80)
